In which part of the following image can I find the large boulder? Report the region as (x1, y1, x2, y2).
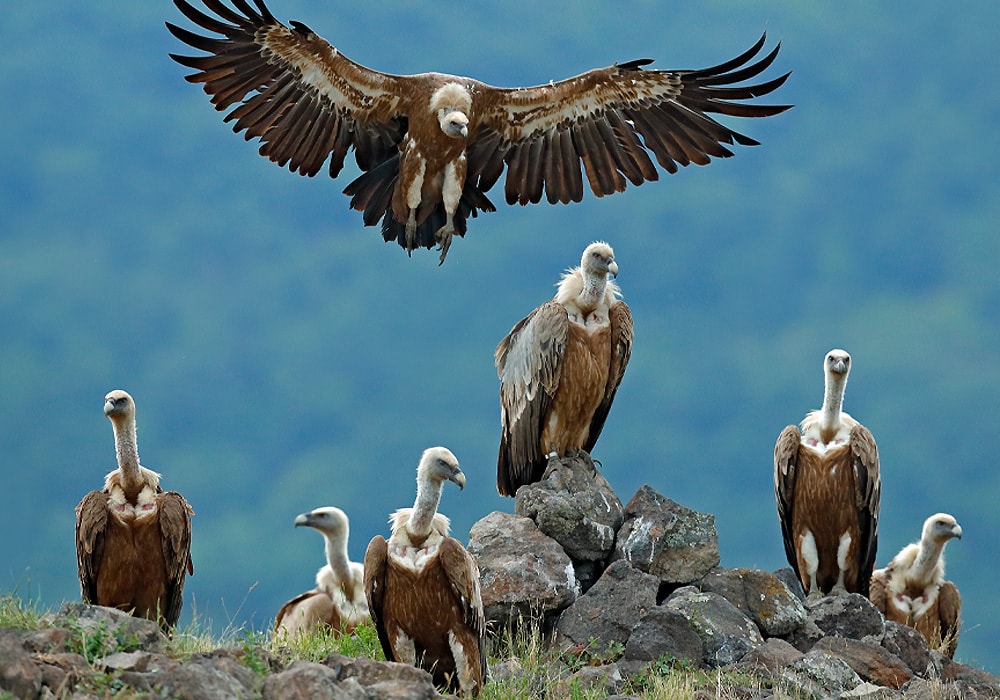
(611, 486, 720, 586)
(699, 567, 807, 637)
(622, 606, 704, 668)
(663, 586, 764, 668)
(553, 560, 658, 651)
(467, 511, 579, 632)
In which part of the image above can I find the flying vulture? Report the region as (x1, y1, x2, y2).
(275, 506, 368, 639)
(166, 0, 791, 263)
(364, 447, 485, 696)
(774, 349, 881, 599)
(75, 390, 194, 630)
(869, 513, 963, 658)
(495, 241, 632, 496)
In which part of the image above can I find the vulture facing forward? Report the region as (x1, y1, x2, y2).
(496, 242, 632, 496)
(364, 447, 485, 696)
(869, 513, 963, 658)
(275, 506, 368, 639)
(167, 0, 791, 263)
(75, 391, 194, 630)
(774, 350, 880, 599)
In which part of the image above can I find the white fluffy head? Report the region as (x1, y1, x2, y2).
(294, 506, 349, 537)
(431, 82, 471, 138)
(824, 349, 851, 378)
(417, 446, 466, 490)
(923, 513, 963, 544)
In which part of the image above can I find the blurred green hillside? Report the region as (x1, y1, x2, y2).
(2, 0, 998, 672)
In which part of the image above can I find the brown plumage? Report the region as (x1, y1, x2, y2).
(774, 349, 880, 599)
(364, 447, 485, 696)
(275, 506, 368, 639)
(496, 241, 632, 496)
(167, 0, 791, 263)
(869, 513, 963, 658)
(75, 390, 194, 630)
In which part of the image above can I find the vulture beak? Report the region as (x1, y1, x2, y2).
(104, 399, 115, 416)
(831, 357, 848, 374)
(607, 259, 619, 279)
(293, 512, 312, 527)
(450, 469, 467, 490)
(952, 523, 963, 540)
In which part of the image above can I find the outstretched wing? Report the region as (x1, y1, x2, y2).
(470, 32, 791, 206)
(495, 301, 569, 496)
(75, 490, 110, 605)
(773, 424, 802, 583)
(158, 491, 195, 628)
(850, 424, 880, 598)
(584, 300, 633, 452)
(166, 0, 406, 178)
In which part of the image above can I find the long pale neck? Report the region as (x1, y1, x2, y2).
(111, 417, 142, 486)
(324, 534, 353, 585)
(910, 537, 946, 585)
(819, 373, 847, 441)
(578, 271, 607, 314)
(408, 479, 442, 538)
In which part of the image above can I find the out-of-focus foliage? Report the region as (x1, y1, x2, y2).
(1, 0, 997, 672)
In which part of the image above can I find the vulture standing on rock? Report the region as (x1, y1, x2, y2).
(496, 241, 632, 497)
(166, 0, 791, 263)
(364, 447, 485, 696)
(275, 506, 368, 639)
(869, 513, 963, 658)
(774, 349, 880, 599)
(75, 390, 194, 630)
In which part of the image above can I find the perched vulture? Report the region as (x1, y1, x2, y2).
(495, 241, 632, 496)
(869, 513, 963, 658)
(166, 0, 791, 263)
(75, 390, 194, 630)
(275, 506, 368, 639)
(364, 447, 485, 696)
(774, 349, 880, 599)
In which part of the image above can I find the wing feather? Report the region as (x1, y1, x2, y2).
(584, 301, 633, 451)
(158, 491, 195, 628)
(773, 424, 803, 583)
(471, 32, 790, 203)
(850, 424, 880, 598)
(937, 580, 962, 658)
(363, 536, 394, 662)
(438, 537, 487, 685)
(167, 0, 405, 178)
(75, 491, 110, 605)
(495, 302, 569, 496)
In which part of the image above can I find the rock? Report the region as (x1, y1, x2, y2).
(554, 560, 658, 651)
(260, 660, 357, 700)
(773, 567, 806, 601)
(880, 621, 939, 677)
(839, 681, 903, 699)
(0, 633, 42, 700)
(699, 567, 807, 637)
(514, 453, 624, 578)
(553, 663, 627, 698)
(99, 650, 180, 674)
(736, 637, 803, 675)
(663, 587, 764, 667)
(778, 649, 863, 700)
(322, 653, 438, 689)
(467, 511, 579, 632)
(899, 677, 968, 700)
(154, 651, 261, 700)
(611, 486, 720, 585)
(806, 593, 884, 644)
(623, 606, 704, 668)
(51, 602, 166, 655)
(812, 636, 911, 689)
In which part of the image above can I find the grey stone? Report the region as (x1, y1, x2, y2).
(554, 559, 658, 651)
(467, 511, 579, 631)
(807, 593, 885, 644)
(154, 652, 261, 700)
(664, 587, 764, 667)
(880, 621, 939, 678)
(812, 636, 911, 689)
(699, 567, 807, 637)
(0, 633, 42, 700)
(778, 649, 863, 700)
(51, 602, 165, 655)
(623, 606, 703, 667)
(736, 637, 803, 675)
(514, 453, 624, 567)
(611, 486, 720, 584)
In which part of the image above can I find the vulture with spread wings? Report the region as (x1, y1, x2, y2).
(167, 0, 791, 262)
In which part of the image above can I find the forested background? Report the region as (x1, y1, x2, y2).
(2, 0, 998, 673)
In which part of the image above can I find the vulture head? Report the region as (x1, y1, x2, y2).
(104, 389, 136, 423)
(431, 83, 471, 139)
(582, 241, 618, 279)
(418, 446, 466, 491)
(825, 349, 851, 378)
(924, 513, 963, 545)
(295, 506, 349, 537)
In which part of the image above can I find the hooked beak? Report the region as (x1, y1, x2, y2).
(608, 259, 619, 279)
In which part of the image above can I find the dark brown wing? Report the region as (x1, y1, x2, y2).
(75, 490, 110, 604)
(773, 424, 802, 582)
(495, 301, 569, 496)
(938, 580, 962, 658)
(471, 32, 791, 206)
(166, 0, 406, 179)
(158, 491, 194, 628)
(584, 300, 633, 452)
(438, 537, 487, 690)
(850, 424, 880, 598)
(363, 535, 394, 662)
